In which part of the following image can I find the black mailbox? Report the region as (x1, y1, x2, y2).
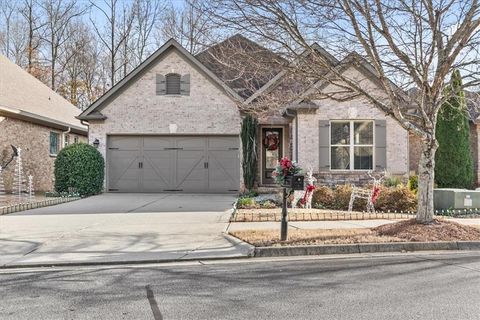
(292, 174, 304, 190)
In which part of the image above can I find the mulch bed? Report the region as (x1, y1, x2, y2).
(374, 219, 480, 242)
(231, 219, 480, 247)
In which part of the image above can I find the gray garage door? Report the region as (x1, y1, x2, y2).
(107, 136, 240, 193)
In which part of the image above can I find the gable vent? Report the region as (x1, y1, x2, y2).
(166, 73, 181, 95)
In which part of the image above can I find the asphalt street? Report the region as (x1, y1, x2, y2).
(0, 252, 479, 320)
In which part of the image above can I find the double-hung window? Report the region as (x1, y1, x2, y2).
(330, 120, 374, 170)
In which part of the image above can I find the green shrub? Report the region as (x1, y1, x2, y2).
(383, 176, 402, 188)
(407, 175, 418, 194)
(435, 70, 474, 189)
(54, 143, 104, 196)
(237, 197, 259, 209)
(374, 185, 417, 212)
(259, 200, 277, 209)
(241, 115, 259, 191)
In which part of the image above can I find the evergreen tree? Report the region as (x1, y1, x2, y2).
(435, 70, 473, 189)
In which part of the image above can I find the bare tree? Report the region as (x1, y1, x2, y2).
(0, 0, 17, 59)
(159, 0, 216, 54)
(131, 0, 164, 66)
(90, 0, 135, 86)
(41, 0, 87, 90)
(200, 0, 480, 223)
(20, 0, 45, 73)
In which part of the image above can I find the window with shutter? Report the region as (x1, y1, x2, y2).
(330, 120, 374, 170)
(165, 73, 181, 95)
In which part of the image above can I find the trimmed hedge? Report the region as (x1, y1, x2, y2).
(54, 143, 104, 196)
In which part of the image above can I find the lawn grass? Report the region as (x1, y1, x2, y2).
(231, 219, 480, 247)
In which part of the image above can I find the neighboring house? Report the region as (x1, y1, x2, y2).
(0, 55, 88, 192)
(77, 36, 478, 193)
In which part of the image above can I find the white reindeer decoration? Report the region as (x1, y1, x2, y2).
(348, 170, 386, 213)
(292, 167, 316, 209)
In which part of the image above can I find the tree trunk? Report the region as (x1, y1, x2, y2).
(416, 137, 438, 223)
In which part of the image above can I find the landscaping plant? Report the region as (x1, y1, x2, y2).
(54, 143, 104, 196)
(240, 115, 258, 191)
(435, 70, 474, 189)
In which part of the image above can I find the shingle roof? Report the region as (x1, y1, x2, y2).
(0, 55, 87, 133)
(196, 34, 287, 99)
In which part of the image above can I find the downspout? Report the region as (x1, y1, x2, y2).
(62, 126, 71, 148)
(284, 108, 298, 162)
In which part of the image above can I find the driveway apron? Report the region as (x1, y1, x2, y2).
(0, 193, 251, 267)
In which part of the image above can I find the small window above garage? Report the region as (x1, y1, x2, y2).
(166, 73, 181, 95)
(156, 73, 190, 96)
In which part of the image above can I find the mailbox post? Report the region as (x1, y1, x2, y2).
(280, 174, 304, 241)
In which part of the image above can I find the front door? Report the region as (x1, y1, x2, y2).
(262, 128, 283, 185)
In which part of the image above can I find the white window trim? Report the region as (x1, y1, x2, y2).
(329, 120, 375, 171)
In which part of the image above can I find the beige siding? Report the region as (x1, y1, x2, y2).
(0, 116, 87, 192)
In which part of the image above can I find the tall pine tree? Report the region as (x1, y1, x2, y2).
(434, 70, 473, 189)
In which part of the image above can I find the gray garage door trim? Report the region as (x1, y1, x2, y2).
(107, 135, 240, 193)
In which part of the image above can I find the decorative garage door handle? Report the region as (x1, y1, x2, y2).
(138, 162, 143, 169)
(163, 147, 184, 150)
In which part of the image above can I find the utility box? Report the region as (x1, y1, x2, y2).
(434, 188, 480, 210)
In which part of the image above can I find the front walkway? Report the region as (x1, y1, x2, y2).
(0, 193, 252, 267)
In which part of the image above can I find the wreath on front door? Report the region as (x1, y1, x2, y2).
(264, 131, 279, 151)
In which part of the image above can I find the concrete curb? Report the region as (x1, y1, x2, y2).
(254, 241, 480, 257)
(0, 197, 81, 215)
(223, 234, 255, 257)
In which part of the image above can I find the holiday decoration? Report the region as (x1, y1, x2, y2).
(272, 157, 302, 185)
(348, 171, 386, 213)
(292, 167, 317, 209)
(263, 131, 280, 151)
(28, 175, 35, 201)
(12, 148, 27, 199)
(0, 167, 5, 197)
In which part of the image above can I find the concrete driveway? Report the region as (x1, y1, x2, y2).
(0, 193, 252, 267)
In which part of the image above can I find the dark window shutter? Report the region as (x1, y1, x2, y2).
(180, 74, 190, 95)
(156, 74, 166, 95)
(319, 120, 330, 171)
(375, 119, 387, 170)
(165, 73, 181, 95)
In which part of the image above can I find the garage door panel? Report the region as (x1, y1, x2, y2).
(109, 136, 142, 150)
(108, 149, 142, 192)
(176, 137, 206, 150)
(208, 136, 239, 150)
(108, 136, 239, 193)
(143, 137, 174, 150)
(208, 149, 240, 191)
(175, 150, 206, 190)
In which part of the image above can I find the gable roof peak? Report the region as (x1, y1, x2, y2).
(78, 37, 243, 120)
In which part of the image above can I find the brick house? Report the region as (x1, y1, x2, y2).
(77, 36, 478, 193)
(0, 55, 87, 192)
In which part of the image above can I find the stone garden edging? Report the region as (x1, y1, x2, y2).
(253, 241, 480, 257)
(0, 197, 81, 215)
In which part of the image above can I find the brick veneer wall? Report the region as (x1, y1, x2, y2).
(87, 49, 242, 188)
(0, 116, 87, 192)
